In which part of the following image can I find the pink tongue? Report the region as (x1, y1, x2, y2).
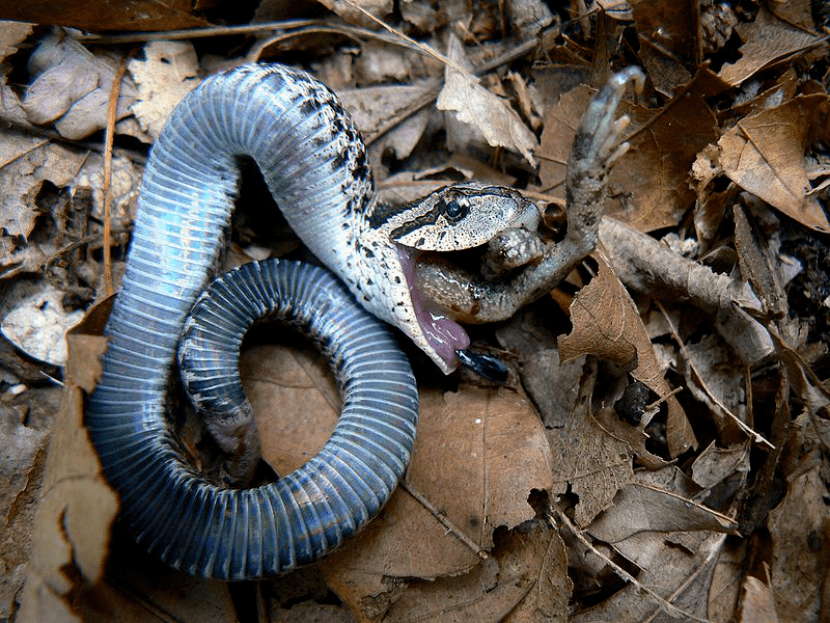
(398, 248, 469, 368)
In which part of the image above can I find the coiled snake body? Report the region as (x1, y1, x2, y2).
(85, 64, 538, 579)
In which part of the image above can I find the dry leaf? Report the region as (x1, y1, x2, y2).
(547, 378, 636, 528)
(319, 386, 553, 619)
(0, 401, 48, 620)
(23, 30, 137, 140)
(718, 8, 822, 87)
(382, 522, 570, 623)
(571, 467, 737, 621)
(682, 334, 750, 445)
(17, 315, 118, 622)
(508, 0, 553, 40)
(243, 340, 339, 475)
(719, 93, 830, 233)
(630, 0, 696, 93)
(0, 0, 209, 31)
(78, 551, 238, 623)
(0, 140, 139, 278)
(571, 530, 728, 622)
(0, 21, 32, 60)
(437, 35, 537, 167)
(609, 85, 718, 232)
(558, 250, 696, 456)
(315, 0, 393, 28)
(733, 201, 787, 317)
(766, 454, 826, 619)
(739, 576, 779, 623)
(352, 40, 421, 84)
(1, 285, 84, 365)
(587, 481, 738, 543)
(339, 84, 433, 162)
(128, 41, 200, 139)
(690, 441, 751, 491)
(558, 251, 638, 368)
(539, 78, 718, 232)
(707, 533, 747, 620)
(0, 133, 52, 271)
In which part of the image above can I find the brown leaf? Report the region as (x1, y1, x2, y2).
(78, 554, 238, 623)
(23, 31, 137, 140)
(318, 386, 553, 619)
(1, 286, 85, 366)
(339, 84, 433, 161)
(719, 93, 830, 233)
(630, 0, 696, 93)
(690, 441, 751, 491)
(718, 8, 822, 87)
(0, 21, 32, 60)
(18, 313, 119, 621)
(611, 85, 719, 232)
(0, 395, 49, 620)
(767, 443, 826, 620)
(243, 341, 339, 475)
(0, 114, 140, 280)
(558, 252, 637, 368)
(0, 0, 210, 31)
(586, 481, 738, 543)
(548, 397, 636, 528)
(380, 522, 570, 623)
(733, 200, 786, 317)
(128, 41, 200, 139)
(540, 78, 718, 233)
(569, 466, 736, 621)
(559, 250, 697, 457)
(739, 576, 780, 623)
(438, 35, 537, 166)
(570, 530, 727, 622)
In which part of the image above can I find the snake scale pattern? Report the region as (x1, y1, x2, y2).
(85, 63, 538, 579)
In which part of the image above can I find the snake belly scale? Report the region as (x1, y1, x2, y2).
(85, 64, 430, 580)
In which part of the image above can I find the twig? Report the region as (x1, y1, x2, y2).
(399, 479, 489, 560)
(655, 300, 775, 450)
(80, 19, 355, 44)
(102, 60, 127, 296)
(0, 137, 48, 171)
(553, 508, 715, 623)
(343, 0, 462, 71)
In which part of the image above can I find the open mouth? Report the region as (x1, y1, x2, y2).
(397, 247, 469, 370)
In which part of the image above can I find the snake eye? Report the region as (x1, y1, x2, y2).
(442, 198, 465, 221)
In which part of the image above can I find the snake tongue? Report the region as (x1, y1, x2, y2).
(398, 248, 469, 372)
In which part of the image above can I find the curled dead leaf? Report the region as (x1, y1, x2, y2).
(719, 93, 830, 233)
(437, 36, 537, 167)
(559, 249, 697, 456)
(128, 41, 200, 138)
(18, 307, 119, 621)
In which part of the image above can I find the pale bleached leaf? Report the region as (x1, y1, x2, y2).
(437, 37, 537, 166)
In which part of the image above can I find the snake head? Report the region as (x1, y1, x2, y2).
(389, 183, 540, 251)
(355, 184, 540, 375)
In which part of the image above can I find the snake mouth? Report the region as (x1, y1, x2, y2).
(397, 247, 469, 371)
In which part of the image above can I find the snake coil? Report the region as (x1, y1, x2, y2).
(85, 65, 419, 579)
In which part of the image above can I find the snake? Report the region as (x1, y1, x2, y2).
(85, 63, 540, 580)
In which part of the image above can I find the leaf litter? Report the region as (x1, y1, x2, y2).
(1, 1, 829, 622)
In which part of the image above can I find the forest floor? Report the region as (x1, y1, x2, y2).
(1, 1, 829, 622)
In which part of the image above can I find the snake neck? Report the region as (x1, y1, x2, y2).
(123, 63, 467, 374)
(343, 201, 467, 372)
